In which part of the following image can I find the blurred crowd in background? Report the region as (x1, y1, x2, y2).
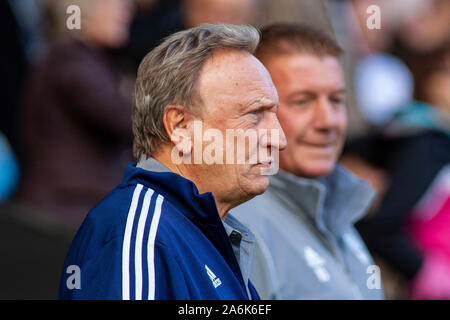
(0, 0, 449, 299)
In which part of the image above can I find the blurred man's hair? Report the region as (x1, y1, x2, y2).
(255, 23, 343, 63)
(133, 23, 260, 160)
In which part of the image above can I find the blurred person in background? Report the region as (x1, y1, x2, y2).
(338, 0, 450, 299)
(0, 1, 35, 204)
(346, 70, 450, 300)
(14, 0, 134, 229)
(0, 0, 43, 162)
(0, 0, 134, 299)
(118, 0, 261, 72)
(232, 23, 383, 300)
(389, 0, 450, 106)
(0, 133, 20, 202)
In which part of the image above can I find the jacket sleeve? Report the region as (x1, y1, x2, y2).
(59, 237, 124, 300)
(59, 237, 191, 300)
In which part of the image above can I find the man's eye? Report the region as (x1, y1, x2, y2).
(330, 97, 345, 105)
(248, 110, 261, 116)
(293, 99, 310, 107)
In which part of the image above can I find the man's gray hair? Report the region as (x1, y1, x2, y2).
(132, 23, 260, 160)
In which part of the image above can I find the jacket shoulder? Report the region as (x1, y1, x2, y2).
(59, 183, 190, 299)
(80, 183, 185, 248)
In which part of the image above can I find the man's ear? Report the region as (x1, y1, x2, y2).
(163, 105, 193, 155)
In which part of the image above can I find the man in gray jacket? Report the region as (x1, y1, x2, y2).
(232, 23, 384, 300)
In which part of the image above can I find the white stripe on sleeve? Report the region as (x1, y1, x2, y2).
(147, 194, 164, 300)
(134, 188, 154, 300)
(122, 183, 143, 300)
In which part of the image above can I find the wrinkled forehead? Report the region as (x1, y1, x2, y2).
(196, 49, 279, 110)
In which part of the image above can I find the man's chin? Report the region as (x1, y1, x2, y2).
(296, 161, 336, 178)
(252, 175, 270, 195)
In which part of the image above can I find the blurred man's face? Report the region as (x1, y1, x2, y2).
(263, 53, 347, 178)
(84, 0, 133, 48)
(184, 0, 258, 27)
(190, 49, 286, 207)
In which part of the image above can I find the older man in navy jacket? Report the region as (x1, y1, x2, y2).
(58, 23, 286, 299)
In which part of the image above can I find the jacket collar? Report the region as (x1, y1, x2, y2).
(122, 157, 220, 225)
(269, 164, 376, 237)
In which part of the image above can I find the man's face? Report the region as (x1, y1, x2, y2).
(85, 0, 133, 48)
(184, 0, 258, 27)
(190, 49, 286, 206)
(264, 53, 347, 178)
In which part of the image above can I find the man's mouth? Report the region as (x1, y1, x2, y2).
(300, 141, 336, 148)
(258, 161, 272, 168)
(252, 157, 273, 169)
(257, 155, 274, 167)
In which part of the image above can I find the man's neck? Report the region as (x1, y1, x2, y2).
(152, 150, 232, 220)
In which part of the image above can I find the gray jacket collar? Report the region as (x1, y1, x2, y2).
(137, 156, 172, 173)
(269, 164, 376, 237)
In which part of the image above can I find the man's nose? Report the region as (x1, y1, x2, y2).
(314, 97, 338, 129)
(262, 112, 287, 151)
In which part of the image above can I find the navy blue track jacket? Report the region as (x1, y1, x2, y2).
(58, 163, 259, 299)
